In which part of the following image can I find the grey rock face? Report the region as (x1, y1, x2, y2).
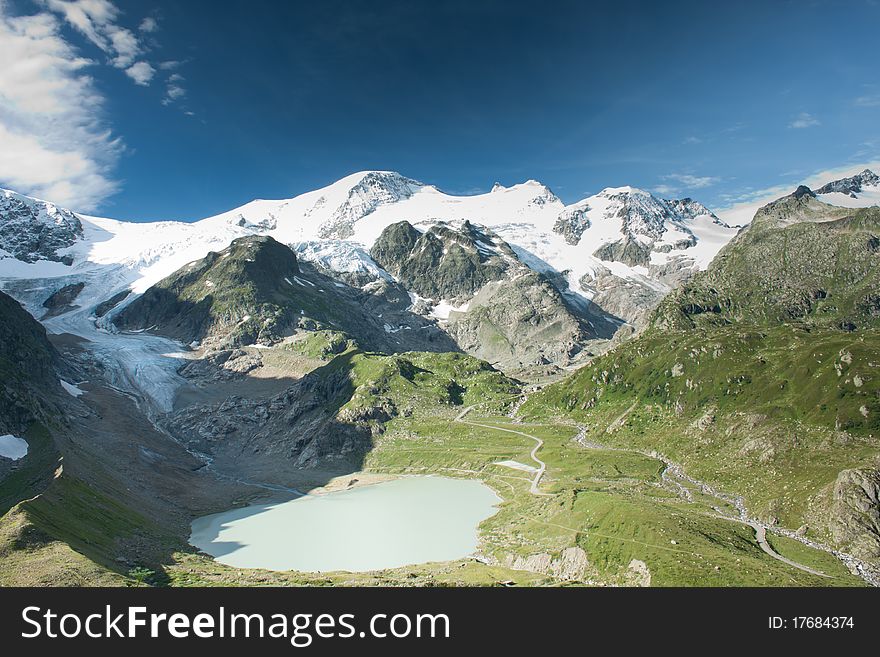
(165, 357, 376, 472)
(552, 204, 591, 245)
(42, 282, 85, 318)
(0, 290, 61, 436)
(0, 190, 83, 264)
(830, 467, 880, 560)
(94, 289, 131, 318)
(115, 234, 457, 354)
(447, 271, 592, 369)
(592, 237, 652, 267)
(372, 220, 597, 369)
(579, 266, 666, 327)
(372, 220, 515, 302)
(316, 172, 422, 239)
(816, 169, 879, 198)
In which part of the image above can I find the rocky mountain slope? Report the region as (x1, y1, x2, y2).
(656, 187, 879, 330)
(0, 171, 736, 370)
(371, 220, 599, 368)
(2, 167, 879, 587)
(115, 234, 455, 354)
(524, 185, 880, 569)
(0, 290, 62, 439)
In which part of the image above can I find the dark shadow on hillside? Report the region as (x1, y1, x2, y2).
(7, 346, 393, 585)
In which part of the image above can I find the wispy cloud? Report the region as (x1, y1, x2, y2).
(653, 184, 677, 196)
(854, 94, 880, 108)
(656, 173, 721, 196)
(0, 5, 123, 209)
(664, 173, 720, 189)
(139, 16, 157, 33)
(41, 0, 153, 74)
(788, 112, 820, 129)
(161, 72, 185, 103)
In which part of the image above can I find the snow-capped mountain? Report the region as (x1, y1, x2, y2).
(0, 171, 735, 313)
(0, 189, 83, 265)
(815, 169, 880, 207)
(0, 169, 743, 349)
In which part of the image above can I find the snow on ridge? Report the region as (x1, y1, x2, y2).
(0, 434, 28, 461)
(1, 171, 736, 313)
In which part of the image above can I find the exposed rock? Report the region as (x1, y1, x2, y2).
(579, 265, 664, 326)
(447, 271, 592, 370)
(179, 349, 263, 382)
(115, 234, 457, 354)
(552, 203, 591, 245)
(624, 558, 652, 587)
(371, 220, 514, 302)
(593, 236, 652, 267)
(94, 290, 131, 318)
(0, 189, 83, 264)
(0, 290, 62, 436)
(815, 169, 879, 198)
(503, 546, 590, 581)
(830, 467, 880, 560)
(41, 282, 85, 318)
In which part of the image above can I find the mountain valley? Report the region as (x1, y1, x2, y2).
(1, 170, 879, 587)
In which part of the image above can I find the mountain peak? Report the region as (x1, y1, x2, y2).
(815, 169, 880, 197)
(793, 185, 815, 199)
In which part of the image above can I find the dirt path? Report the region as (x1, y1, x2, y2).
(454, 406, 549, 496)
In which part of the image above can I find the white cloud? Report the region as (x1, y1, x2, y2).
(125, 60, 155, 85)
(139, 16, 157, 33)
(652, 184, 677, 196)
(0, 6, 122, 210)
(41, 0, 117, 50)
(789, 112, 820, 129)
(161, 72, 187, 106)
(715, 159, 880, 226)
(665, 173, 720, 189)
(41, 0, 157, 82)
(107, 24, 139, 67)
(854, 94, 880, 108)
(657, 173, 721, 196)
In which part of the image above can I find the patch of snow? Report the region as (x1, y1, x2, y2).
(0, 434, 28, 461)
(817, 188, 880, 208)
(59, 379, 84, 397)
(495, 459, 538, 473)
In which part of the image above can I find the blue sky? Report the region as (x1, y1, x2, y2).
(1, 0, 878, 221)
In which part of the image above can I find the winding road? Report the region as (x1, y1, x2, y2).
(454, 406, 548, 495)
(454, 401, 857, 581)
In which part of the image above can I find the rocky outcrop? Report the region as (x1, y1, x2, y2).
(815, 169, 879, 198)
(316, 172, 421, 239)
(0, 189, 83, 264)
(0, 290, 62, 436)
(41, 282, 85, 318)
(115, 234, 457, 354)
(579, 266, 665, 326)
(94, 290, 131, 318)
(593, 237, 652, 267)
(830, 467, 880, 560)
(553, 203, 591, 245)
(372, 220, 597, 369)
(446, 271, 592, 369)
(371, 220, 514, 303)
(503, 546, 590, 581)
